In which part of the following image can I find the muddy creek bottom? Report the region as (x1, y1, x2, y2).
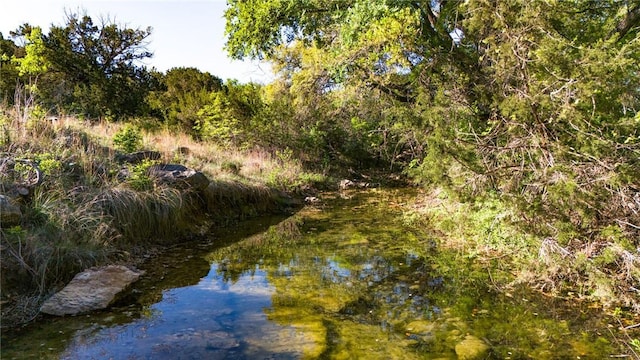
(1, 189, 620, 359)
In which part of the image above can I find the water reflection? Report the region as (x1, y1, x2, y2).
(60, 264, 307, 359)
(1, 189, 620, 359)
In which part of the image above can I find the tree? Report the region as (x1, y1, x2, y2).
(41, 11, 153, 119)
(5, 25, 51, 123)
(225, 0, 640, 249)
(0, 32, 21, 105)
(196, 80, 264, 146)
(148, 67, 223, 131)
(225, 2, 449, 167)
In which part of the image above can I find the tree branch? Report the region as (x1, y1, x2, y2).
(369, 80, 413, 103)
(612, 4, 640, 41)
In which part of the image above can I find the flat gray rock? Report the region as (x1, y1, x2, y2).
(147, 164, 210, 191)
(40, 265, 144, 316)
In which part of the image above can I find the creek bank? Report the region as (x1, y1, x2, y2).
(1, 145, 400, 326)
(37, 177, 370, 318)
(0, 149, 304, 328)
(36, 177, 386, 318)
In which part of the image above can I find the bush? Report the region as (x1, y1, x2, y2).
(113, 124, 143, 153)
(126, 158, 158, 191)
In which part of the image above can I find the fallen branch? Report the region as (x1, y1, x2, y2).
(623, 323, 640, 330)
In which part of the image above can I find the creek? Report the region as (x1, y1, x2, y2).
(1, 189, 619, 359)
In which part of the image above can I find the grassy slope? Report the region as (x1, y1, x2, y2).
(0, 115, 327, 327)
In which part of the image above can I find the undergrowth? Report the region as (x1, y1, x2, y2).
(0, 112, 325, 328)
(404, 186, 640, 317)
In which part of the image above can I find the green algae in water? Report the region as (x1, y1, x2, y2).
(1, 189, 628, 359)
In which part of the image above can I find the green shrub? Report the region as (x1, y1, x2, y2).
(0, 112, 10, 145)
(126, 158, 158, 191)
(275, 148, 294, 164)
(296, 172, 327, 187)
(113, 124, 143, 153)
(35, 153, 62, 176)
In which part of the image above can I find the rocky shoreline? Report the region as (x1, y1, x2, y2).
(0, 147, 304, 329)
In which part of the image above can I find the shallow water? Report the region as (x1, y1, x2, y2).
(1, 189, 624, 359)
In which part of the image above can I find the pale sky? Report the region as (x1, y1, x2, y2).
(0, 0, 274, 83)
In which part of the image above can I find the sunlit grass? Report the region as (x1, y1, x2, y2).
(1, 112, 324, 327)
(62, 118, 327, 191)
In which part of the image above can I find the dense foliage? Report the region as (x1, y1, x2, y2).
(1, 12, 156, 119)
(1, 1, 639, 311)
(147, 67, 223, 130)
(223, 0, 639, 307)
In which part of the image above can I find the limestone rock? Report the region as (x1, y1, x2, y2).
(339, 179, 355, 189)
(40, 265, 144, 316)
(305, 196, 320, 204)
(454, 335, 490, 360)
(405, 320, 434, 335)
(147, 164, 210, 191)
(0, 194, 22, 227)
(339, 179, 379, 190)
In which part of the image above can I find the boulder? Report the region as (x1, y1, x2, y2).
(0, 195, 22, 227)
(339, 179, 380, 190)
(454, 335, 490, 360)
(339, 179, 356, 189)
(147, 164, 210, 191)
(40, 265, 144, 316)
(304, 196, 320, 204)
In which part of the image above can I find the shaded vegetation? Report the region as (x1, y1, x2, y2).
(221, 0, 640, 315)
(1, 0, 639, 331)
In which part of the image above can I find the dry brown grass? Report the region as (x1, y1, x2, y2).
(61, 118, 324, 191)
(0, 113, 324, 328)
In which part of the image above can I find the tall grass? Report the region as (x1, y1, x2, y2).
(96, 185, 191, 244)
(1, 112, 323, 327)
(64, 118, 329, 191)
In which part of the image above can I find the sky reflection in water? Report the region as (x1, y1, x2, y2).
(2, 190, 620, 359)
